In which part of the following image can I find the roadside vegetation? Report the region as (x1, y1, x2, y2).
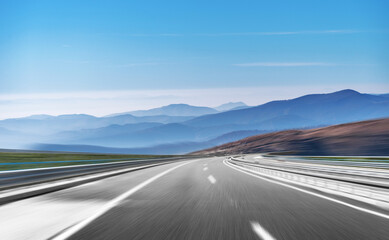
(0, 152, 175, 171)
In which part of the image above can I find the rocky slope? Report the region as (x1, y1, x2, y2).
(193, 118, 389, 156)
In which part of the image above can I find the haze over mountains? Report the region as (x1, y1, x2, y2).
(1, 90, 389, 154)
(106, 102, 248, 117)
(107, 104, 217, 117)
(0, 114, 193, 135)
(214, 102, 248, 111)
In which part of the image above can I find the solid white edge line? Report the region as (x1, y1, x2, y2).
(208, 175, 216, 184)
(223, 160, 389, 220)
(250, 221, 276, 240)
(203, 167, 208, 171)
(52, 161, 190, 240)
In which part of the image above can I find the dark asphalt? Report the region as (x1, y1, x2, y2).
(40, 157, 389, 240)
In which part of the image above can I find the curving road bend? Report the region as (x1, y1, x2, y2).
(1, 157, 388, 240)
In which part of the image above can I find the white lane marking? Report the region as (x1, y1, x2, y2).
(52, 161, 190, 240)
(0, 198, 104, 240)
(224, 160, 389, 220)
(208, 175, 216, 184)
(203, 163, 207, 167)
(203, 167, 208, 171)
(251, 221, 276, 240)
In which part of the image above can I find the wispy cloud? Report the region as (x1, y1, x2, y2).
(233, 62, 335, 67)
(195, 30, 360, 37)
(124, 30, 361, 37)
(114, 62, 161, 68)
(128, 33, 185, 37)
(125, 33, 185, 37)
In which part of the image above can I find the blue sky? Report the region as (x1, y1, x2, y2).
(0, 0, 388, 118)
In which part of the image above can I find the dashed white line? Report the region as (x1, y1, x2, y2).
(52, 161, 190, 240)
(203, 167, 208, 171)
(208, 175, 216, 184)
(224, 160, 389, 220)
(250, 221, 276, 240)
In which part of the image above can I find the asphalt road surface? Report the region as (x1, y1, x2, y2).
(1, 157, 388, 240)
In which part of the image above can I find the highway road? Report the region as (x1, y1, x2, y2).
(1, 157, 388, 240)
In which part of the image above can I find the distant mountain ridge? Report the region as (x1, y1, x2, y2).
(214, 102, 248, 111)
(2, 89, 389, 154)
(0, 114, 193, 135)
(33, 129, 265, 154)
(106, 102, 249, 117)
(184, 89, 389, 127)
(107, 104, 218, 117)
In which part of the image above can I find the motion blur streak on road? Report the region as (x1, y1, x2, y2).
(1, 157, 388, 240)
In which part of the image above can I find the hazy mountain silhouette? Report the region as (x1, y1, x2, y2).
(185, 90, 389, 127)
(0, 114, 193, 135)
(214, 102, 248, 111)
(107, 104, 218, 117)
(33, 129, 265, 154)
(49, 122, 164, 143)
(23, 114, 53, 120)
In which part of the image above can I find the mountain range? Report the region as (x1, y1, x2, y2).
(106, 102, 248, 117)
(1, 89, 389, 154)
(0, 114, 192, 135)
(33, 130, 266, 155)
(185, 89, 389, 127)
(107, 104, 217, 117)
(214, 102, 248, 111)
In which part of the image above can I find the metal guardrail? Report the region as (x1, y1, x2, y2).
(265, 155, 389, 170)
(231, 158, 389, 188)
(0, 157, 197, 205)
(228, 157, 389, 207)
(0, 156, 193, 191)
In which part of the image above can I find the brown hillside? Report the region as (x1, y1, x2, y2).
(193, 118, 389, 156)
